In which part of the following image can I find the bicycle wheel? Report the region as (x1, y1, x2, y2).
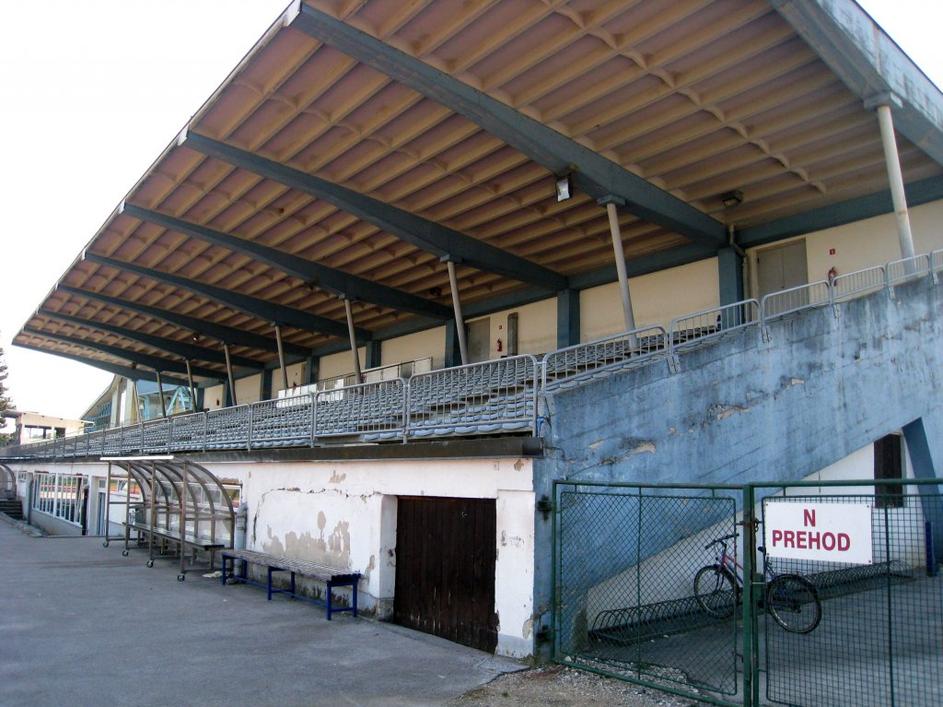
(766, 574, 821, 634)
(694, 564, 738, 618)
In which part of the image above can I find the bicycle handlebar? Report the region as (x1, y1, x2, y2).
(704, 532, 737, 550)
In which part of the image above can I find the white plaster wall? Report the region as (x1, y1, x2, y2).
(382, 326, 446, 369)
(273, 362, 306, 396)
(580, 257, 720, 342)
(204, 384, 225, 410)
(319, 348, 365, 381)
(235, 373, 262, 405)
(204, 456, 535, 657)
(747, 199, 943, 295)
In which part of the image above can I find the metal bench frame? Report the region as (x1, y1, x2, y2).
(220, 548, 360, 620)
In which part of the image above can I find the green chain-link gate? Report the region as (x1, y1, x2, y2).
(552, 479, 943, 706)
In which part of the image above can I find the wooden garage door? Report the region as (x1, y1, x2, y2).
(393, 497, 498, 652)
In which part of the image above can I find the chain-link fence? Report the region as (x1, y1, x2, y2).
(553, 478, 943, 707)
(554, 481, 744, 702)
(758, 480, 943, 707)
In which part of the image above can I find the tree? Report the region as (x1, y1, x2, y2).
(0, 342, 12, 446)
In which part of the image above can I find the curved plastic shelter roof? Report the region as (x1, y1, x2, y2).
(0, 463, 16, 498)
(12, 0, 943, 376)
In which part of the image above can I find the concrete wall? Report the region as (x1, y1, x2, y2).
(467, 297, 558, 359)
(747, 199, 943, 294)
(533, 275, 943, 650)
(382, 326, 446, 370)
(273, 362, 306, 396)
(205, 384, 225, 410)
(235, 373, 262, 406)
(581, 257, 719, 341)
(319, 348, 365, 381)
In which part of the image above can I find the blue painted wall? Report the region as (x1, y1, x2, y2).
(532, 277, 943, 652)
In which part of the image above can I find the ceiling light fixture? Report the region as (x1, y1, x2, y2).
(555, 174, 572, 202)
(721, 190, 744, 208)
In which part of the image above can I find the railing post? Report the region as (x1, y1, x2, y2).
(202, 412, 208, 453)
(247, 404, 254, 452)
(742, 483, 759, 707)
(402, 380, 409, 443)
(310, 392, 318, 447)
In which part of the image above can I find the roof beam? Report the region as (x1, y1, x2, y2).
(83, 252, 369, 342)
(57, 284, 309, 357)
(738, 175, 943, 248)
(14, 343, 188, 386)
(38, 308, 263, 369)
(309, 241, 719, 358)
(771, 0, 943, 168)
(121, 203, 452, 320)
(289, 3, 727, 248)
(181, 131, 569, 291)
(21, 327, 223, 379)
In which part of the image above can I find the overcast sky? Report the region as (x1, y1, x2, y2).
(0, 0, 940, 422)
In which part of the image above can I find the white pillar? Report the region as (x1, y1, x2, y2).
(446, 259, 469, 366)
(876, 103, 916, 261)
(223, 342, 237, 406)
(274, 324, 289, 393)
(606, 201, 637, 332)
(343, 298, 363, 384)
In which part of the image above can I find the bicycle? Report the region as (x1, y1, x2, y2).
(693, 532, 822, 634)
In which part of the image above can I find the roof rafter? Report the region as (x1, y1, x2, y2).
(21, 327, 223, 379)
(180, 131, 569, 291)
(83, 252, 370, 342)
(15, 342, 188, 386)
(56, 285, 309, 357)
(38, 308, 263, 370)
(288, 2, 727, 249)
(121, 203, 452, 320)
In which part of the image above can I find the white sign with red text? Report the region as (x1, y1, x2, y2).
(765, 502, 873, 564)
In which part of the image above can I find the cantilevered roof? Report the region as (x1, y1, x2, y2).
(15, 0, 943, 379)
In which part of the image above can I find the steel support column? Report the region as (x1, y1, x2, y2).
(718, 247, 745, 306)
(223, 343, 237, 406)
(156, 371, 167, 419)
(343, 299, 363, 384)
(184, 359, 197, 412)
(274, 324, 289, 392)
(876, 102, 917, 261)
(605, 202, 637, 332)
(556, 289, 580, 348)
(446, 260, 469, 365)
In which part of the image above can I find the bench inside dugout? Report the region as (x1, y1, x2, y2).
(101, 456, 238, 580)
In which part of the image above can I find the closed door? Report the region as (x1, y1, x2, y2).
(756, 240, 808, 297)
(393, 497, 498, 652)
(466, 318, 491, 363)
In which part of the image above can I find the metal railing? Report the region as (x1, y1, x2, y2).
(761, 280, 830, 321)
(830, 264, 885, 302)
(2, 250, 939, 461)
(669, 300, 760, 353)
(542, 326, 668, 391)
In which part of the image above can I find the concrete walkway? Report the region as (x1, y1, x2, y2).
(0, 523, 521, 706)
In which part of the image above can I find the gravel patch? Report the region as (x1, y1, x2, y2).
(453, 665, 700, 706)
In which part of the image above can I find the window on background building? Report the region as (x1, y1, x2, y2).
(32, 472, 85, 525)
(875, 434, 904, 509)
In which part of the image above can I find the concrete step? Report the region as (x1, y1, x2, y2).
(0, 500, 23, 520)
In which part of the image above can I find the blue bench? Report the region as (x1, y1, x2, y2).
(220, 548, 360, 620)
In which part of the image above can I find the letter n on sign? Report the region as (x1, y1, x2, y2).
(764, 502, 873, 565)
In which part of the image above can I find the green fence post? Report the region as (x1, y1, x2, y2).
(742, 484, 757, 707)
